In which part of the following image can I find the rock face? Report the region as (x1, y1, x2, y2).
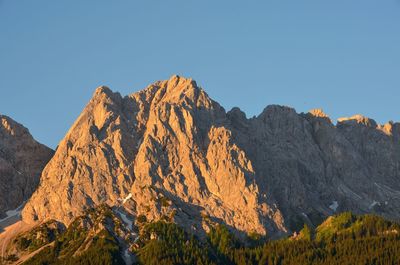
(0, 115, 53, 218)
(21, 76, 400, 237)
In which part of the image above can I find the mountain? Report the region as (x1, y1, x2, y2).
(21, 75, 400, 239)
(0, 115, 54, 219)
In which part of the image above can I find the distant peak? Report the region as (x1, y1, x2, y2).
(260, 105, 296, 116)
(0, 114, 12, 123)
(0, 115, 15, 133)
(308, 109, 329, 119)
(337, 114, 377, 127)
(0, 115, 29, 137)
(378, 122, 394, 136)
(227, 107, 247, 120)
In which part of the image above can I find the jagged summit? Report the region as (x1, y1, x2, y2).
(227, 107, 247, 120)
(260, 105, 296, 115)
(137, 75, 199, 96)
(337, 114, 378, 127)
(378, 121, 394, 136)
(308, 108, 330, 119)
(94, 85, 113, 95)
(131, 75, 218, 113)
(156, 74, 197, 88)
(1, 115, 30, 137)
(21, 77, 400, 241)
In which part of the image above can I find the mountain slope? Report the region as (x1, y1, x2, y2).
(21, 75, 400, 238)
(0, 115, 53, 219)
(5, 208, 400, 265)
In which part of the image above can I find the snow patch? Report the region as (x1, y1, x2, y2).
(135, 139, 142, 149)
(329, 201, 339, 212)
(369, 200, 380, 209)
(0, 203, 24, 222)
(117, 210, 133, 230)
(122, 193, 132, 204)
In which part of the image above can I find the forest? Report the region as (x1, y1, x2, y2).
(17, 211, 400, 265)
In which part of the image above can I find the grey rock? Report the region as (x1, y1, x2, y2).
(0, 115, 54, 218)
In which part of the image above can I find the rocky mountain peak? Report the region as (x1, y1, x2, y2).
(337, 114, 377, 128)
(258, 105, 297, 119)
(376, 122, 394, 136)
(94, 85, 113, 96)
(0, 115, 29, 137)
(92, 85, 123, 105)
(20, 77, 400, 241)
(308, 109, 330, 119)
(139, 75, 218, 112)
(167, 74, 197, 89)
(227, 107, 247, 124)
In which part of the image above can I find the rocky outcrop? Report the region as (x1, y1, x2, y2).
(0, 115, 53, 218)
(21, 75, 400, 237)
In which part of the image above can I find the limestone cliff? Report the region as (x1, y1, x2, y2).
(21, 75, 400, 237)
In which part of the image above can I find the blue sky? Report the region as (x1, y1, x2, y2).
(1, 0, 399, 148)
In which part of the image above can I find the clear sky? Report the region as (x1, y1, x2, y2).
(1, 1, 399, 148)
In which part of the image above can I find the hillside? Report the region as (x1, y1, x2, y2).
(3, 209, 400, 265)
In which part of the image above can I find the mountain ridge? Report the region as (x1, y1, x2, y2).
(20, 75, 400, 240)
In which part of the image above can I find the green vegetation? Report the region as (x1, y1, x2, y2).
(208, 224, 238, 256)
(19, 208, 400, 265)
(23, 229, 124, 265)
(298, 224, 312, 241)
(60, 229, 124, 265)
(135, 221, 219, 265)
(22, 205, 125, 265)
(135, 213, 400, 265)
(14, 220, 64, 252)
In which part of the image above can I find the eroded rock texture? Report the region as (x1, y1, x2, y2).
(22, 76, 400, 237)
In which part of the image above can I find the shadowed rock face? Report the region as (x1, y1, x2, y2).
(21, 76, 400, 237)
(0, 115, 54, 217)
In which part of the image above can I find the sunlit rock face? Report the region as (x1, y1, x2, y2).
(22, 75, 400, 237)
(0, 115, 53, 217)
